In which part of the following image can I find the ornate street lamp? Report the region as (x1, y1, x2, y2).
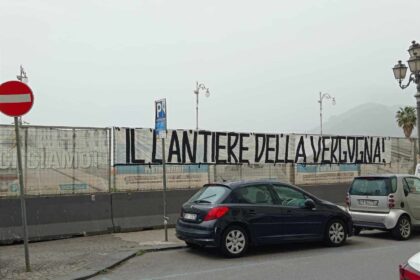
(393, 40, 420, 155)
(318, 92, 336, 136)
(194, 81, 210, 130)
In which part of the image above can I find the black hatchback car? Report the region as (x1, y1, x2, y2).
(176, 180, 353, 257)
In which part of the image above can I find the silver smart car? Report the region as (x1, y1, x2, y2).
(346, 174, 420, 240)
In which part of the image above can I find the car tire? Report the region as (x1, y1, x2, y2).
(324, 219, 347, 247)
(391, 215, 411, 240)
(185, 241, 201, 249)
(220, 225, 248, 258)
(353, 227, 362, 236)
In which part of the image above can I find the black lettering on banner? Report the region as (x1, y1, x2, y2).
(382, 138, 386, 163)
(347, 137, 356, 162)
(182, 131, 197, 163)
(284, 135, 293, 163)
(275, 134, 285, 163)
(130, 129, 145, 164)
(152, 130, 162, 164)
(373, 138, 381, 163)
(355, 137, 364, 163)
(265, 134, 276, 163)
(321, 137, 331, 164)
(168, 131, 181, 163)
(125, 128, 130, 163)
(294, 136, 306, 163)
(330, 137, 339, 163)
(211, 132, 216, 163)
(199, 131, 212, 163)
(216, 132, 227, 164)
(239, 133, 250, 164)
(227, 133, 239, 164)
(310, 136, 322, 163)
(338, 136, 347, 163)
(364, 137, 373, 163)
(255, 134, 266, 163)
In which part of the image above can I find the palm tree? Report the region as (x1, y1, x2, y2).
(396, 106, 417, 138)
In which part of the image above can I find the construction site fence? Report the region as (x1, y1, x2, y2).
(0, 125, 415, 197)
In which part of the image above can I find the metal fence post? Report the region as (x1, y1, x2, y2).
(412, 139, 417, 174)
(289, 163, 295, 185)
(108, 128, 112, 193)
(112, 127, 117, 192)
(72, 128, 76, 194)
(213, 165, 217, 182)
(207, 164, 211, 183)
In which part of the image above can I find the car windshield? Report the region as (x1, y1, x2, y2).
(188, 185, 230, 204)
(349, 177, 392, 196)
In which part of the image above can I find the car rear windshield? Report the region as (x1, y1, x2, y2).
(349, 177, 396, 196)
(187, 185, 230, 204)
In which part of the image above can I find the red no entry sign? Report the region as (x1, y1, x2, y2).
(0, 81, 34, 117)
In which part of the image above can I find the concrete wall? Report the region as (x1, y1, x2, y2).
(0, 194, 113, 244)
(0, 184, 349, 244)
(111, 190, 197, 232)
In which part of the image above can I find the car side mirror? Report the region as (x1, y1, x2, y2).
(304, 198, 316, 209)
(404, 189, 409, 196)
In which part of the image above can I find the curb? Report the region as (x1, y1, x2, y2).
(73, 244, 187, 280)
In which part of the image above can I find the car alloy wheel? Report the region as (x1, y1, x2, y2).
(325, 219, 347, 246)
(392, 216, 411, 240)
(221, 226, 248, 257)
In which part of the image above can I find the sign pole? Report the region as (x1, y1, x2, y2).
(155, 98, 168, 242)
(14, 116, 30, 272)
(162, 137, 168, 242)
(0, 80, 34, 272)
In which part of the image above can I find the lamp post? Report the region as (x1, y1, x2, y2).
(194, 82, 210, 130)
(16, 65, 28, 125)
(392, 40, 420, 158)
(318, 92, 336, 136)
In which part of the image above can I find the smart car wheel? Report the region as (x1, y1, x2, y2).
(392, 215, 411, 240)
(325, 219, 347, 247)
(221, 226, 248, 258)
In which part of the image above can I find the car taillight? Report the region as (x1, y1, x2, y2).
(389, 194, 395, 209)
(400, 263, 420, 280)
(346, 193, 351, 207)
(204, 206, 229, 221)
(401, 264, 406, 280)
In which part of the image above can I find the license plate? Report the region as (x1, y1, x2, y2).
(183, 213, 197, 220)
(358, 199, 379, 206)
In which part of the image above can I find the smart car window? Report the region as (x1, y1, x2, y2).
(233, 185, 274, 205)
(349, 178, 391, 196)
(272, 185, 306, 208)
(404, 178, 420, 194)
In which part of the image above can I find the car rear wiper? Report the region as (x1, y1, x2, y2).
(193, 194, 216, 203)
(193, 199, 212, 204)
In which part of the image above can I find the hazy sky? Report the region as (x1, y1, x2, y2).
(0, 0, 419, 133)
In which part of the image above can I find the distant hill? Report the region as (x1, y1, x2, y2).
(311, 103, 416, 138)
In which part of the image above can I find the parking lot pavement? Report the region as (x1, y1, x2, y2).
(0, 228, 184, 280)
(92, 231, 420, 280)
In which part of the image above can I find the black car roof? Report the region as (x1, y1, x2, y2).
(204, 179, 290, 189)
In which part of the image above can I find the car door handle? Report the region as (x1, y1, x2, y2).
(248, 209, 257, 215)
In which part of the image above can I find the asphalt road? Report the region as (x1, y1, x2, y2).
(93, 231, 420, 280)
